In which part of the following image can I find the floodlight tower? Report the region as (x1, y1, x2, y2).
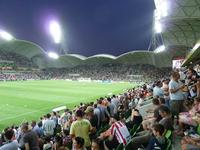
(148, 0, 168, 51)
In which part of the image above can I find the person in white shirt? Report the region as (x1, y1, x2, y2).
(153, 81, 164, 98)
(169, 71, 185, 117)
(137, 93, 145, 107)
(111, 95, 120, 110)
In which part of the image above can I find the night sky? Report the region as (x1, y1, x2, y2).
(0, 0, 155, 56)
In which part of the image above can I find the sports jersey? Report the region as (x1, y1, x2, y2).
(110, 121, 131, 145)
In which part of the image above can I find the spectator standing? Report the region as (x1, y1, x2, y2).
(93, 104, 101, 128)
(111, 95, 119, 112)
(153, 81, 164, 98)
(70, 109, 92, 149)
(85, 106, 98, 130)
(107, 97, 116, 117)
(43, 113, 56, 137)
(31, 120, 42, 137)
(21, 123, 40, 150)
(169, 71, 185, 117)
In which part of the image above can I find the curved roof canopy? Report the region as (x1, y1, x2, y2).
(0, 39, 188, 68)
(160, 0, 200, 48)
(0, 40, 45, 59)
(1, 1, 196, 68)
(182, 40, 200, 66)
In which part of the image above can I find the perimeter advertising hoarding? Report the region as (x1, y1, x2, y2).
(172, 57, 185, 69)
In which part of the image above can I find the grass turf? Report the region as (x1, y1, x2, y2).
(0, 80, 135, 130)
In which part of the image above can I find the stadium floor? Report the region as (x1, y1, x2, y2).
(0, 80, 135, 130)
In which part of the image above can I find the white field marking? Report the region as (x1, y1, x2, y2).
(0, 104, 63, 122)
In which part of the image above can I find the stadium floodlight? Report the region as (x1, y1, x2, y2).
(154, 0, 168, 19)
(48, 52, 59, 59)
(160, 1, 168, 17)
(154, 45, 165, 53)
(154, 20, 162, 33)
(49, 20, 62, 43)
(0, 30, 14, 41)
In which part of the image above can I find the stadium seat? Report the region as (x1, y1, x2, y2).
(197, 124, 200, 135)
(131, 124, 141, 137)
(164, 130, 172, 139)
(66, 142, 72, 150)
(124, 139, 134, 150)
(166, 139, 172, 150)
(116, 143, 124, 150)
(130, 124, 138, 136)
(164, 130, 172, 150)
(96, 124, 110, 136)
(124, 109, 132, 119)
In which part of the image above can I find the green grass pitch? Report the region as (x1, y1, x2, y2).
(0, 80, 135, 130)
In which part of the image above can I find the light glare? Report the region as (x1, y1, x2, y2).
(154, 45, 166, 53)
(154, 0, 168, 19)
(155, 20, 162, 33)
(193, 42, 200, 51)
(49, 20, 61, 43)
(48, 52, 59, 59)
(0, 30, 14, 41)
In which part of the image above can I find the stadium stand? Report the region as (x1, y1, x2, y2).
(0, 63, 199, 149)
(1, 0, 200, 149)
(0, 42, 200, 149)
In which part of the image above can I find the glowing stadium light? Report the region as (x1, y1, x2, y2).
(154, 20, 162, 33)
(48, 52, 59, 59)
(0, 30, 14, 41)
(161, 1, 168, 17)
(154, 0, 168, 19)
(154, 45, 166, 53)
(49, 20, 62, 43)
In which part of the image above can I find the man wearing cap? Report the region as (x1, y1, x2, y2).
(85, 106, 99, 130)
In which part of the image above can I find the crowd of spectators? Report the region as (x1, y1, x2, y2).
(0, 72, 40, 81)
(0, 50, 37, 68)
(0, 64, 171, 82)
(0, 49, 171, 82)
(0, 64, 199, 150)
(40, 64, 171, 82)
